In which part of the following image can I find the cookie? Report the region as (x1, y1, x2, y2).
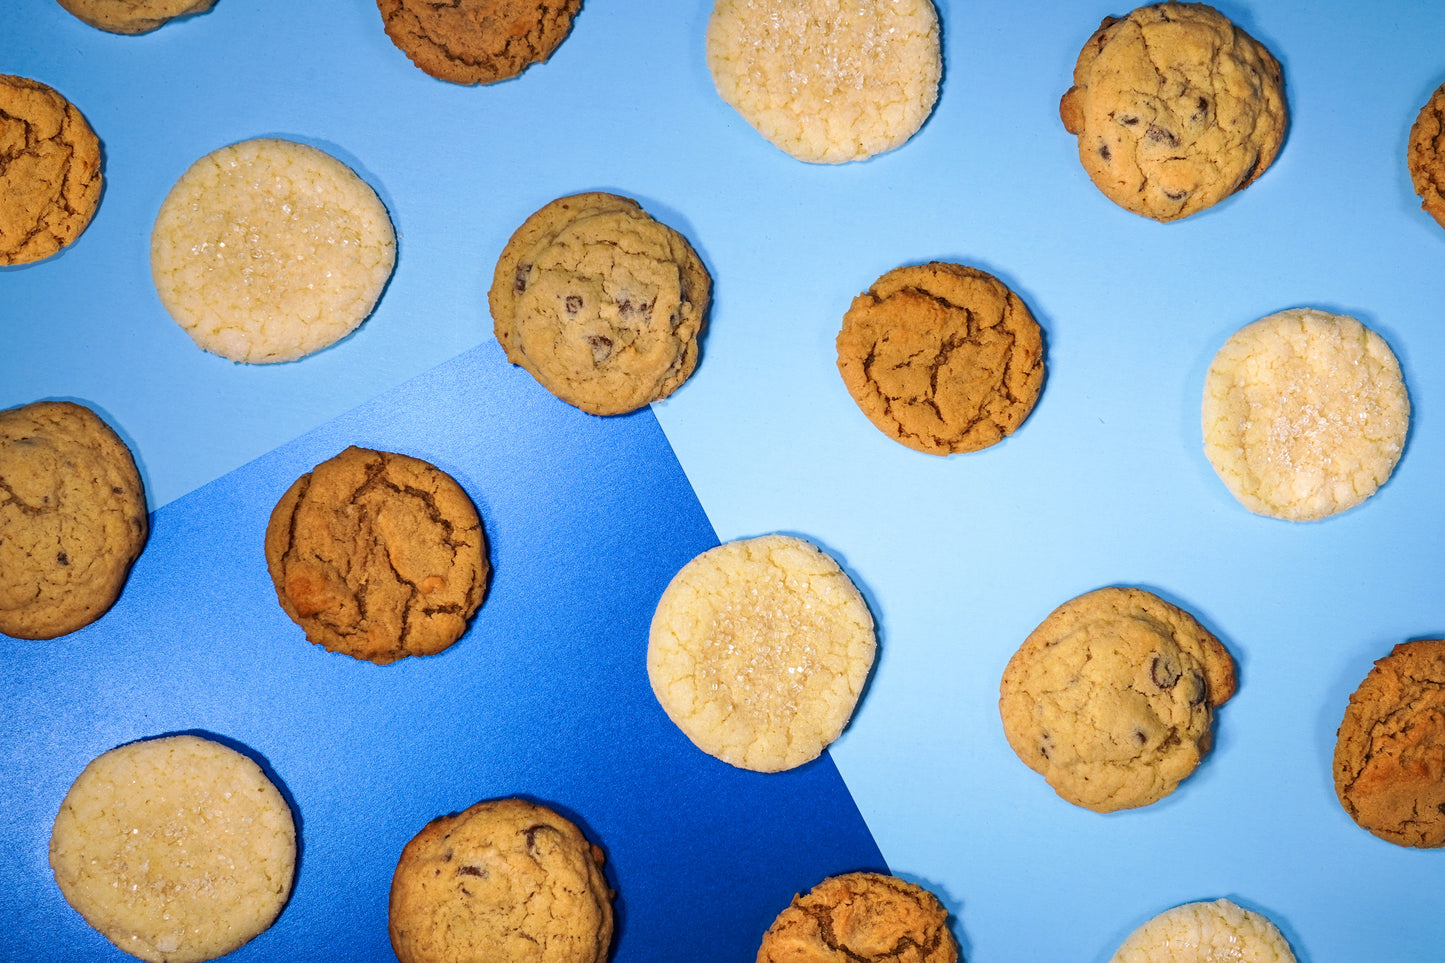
(1333, 639, 1445, 848)
(999, 586, 1235, 813)
(706, 0, 941, 164)
(264, 446, 489, 665)
(648, 534, 875, 773)
(1407, 81, 1445, 231)
(0, 75, 102, 266)
(489, 192, 710, 416)
(1059, 3, 1286, 221)
(55, 0, 216, 34)
(757, 872, 957, 963)
(1109, 899, 1295, 963)
(1202, 307, 1410, 522)
(0, 401, 148, 640)
(49, 734, 296, 963)
(836, 262, 1045, 455)
(389, 797, 613, 963)
(150, 137, 396, 364)
(377, 0, 582, 85)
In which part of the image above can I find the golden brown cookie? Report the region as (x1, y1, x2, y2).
(1059, 3, 1286, 221)
(757, 872, 958, 963)
(389, 797, 613, 963)
(0, 401, 148, 640)
(1334, 640, 1445, 848)
(377, 0, 582, 85)
(55, 0, 216, 34)
(1109, 899, 1296, 963)
(264, 446, 489, 665)
(836, 262, 1045, 455)
(1407, 81, 1445, 231)
(0, 75, 102, 266)
(999, 587, 1236, 813)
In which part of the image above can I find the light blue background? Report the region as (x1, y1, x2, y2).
(5, 0, 1445, 960)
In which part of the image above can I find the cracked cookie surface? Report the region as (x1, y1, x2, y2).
(56, 0, 216, 34)
(1059, 2, 1286, 221)
(377, 0, 582, 85)
(1333, 639, 1445, 848)
(999, 586, 1235, 813)
(1407, 81, 1445, 231)
(836, 262, 1044, 455)
(389, 797, 613, 963)
(49, 734, 296, 963)
(0, 74, 102, 266)
(648, 534, 875, 773)
(1109, 899, 1295, 963)
(757, 872, 957, 963)
(0, 401, 147, 640)
(264, 446, 488, 665)
(1202, 307, 1409, 522)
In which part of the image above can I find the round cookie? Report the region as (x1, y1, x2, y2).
(55, 0, 216, 34)
(1059, 3, 1286, 221)
(706, 0, 942, 164)
(757, 872, 958, 963)
(648, 534, 875, 773)
(999, 586, 1235, 813)
(150, 137, 396, 364)
(489, 192, 711, 416)
(836, 262, 1045, 455)
(1109, 899, 1296, 963)
(1334, 639, 1445, 848)
(264, 446, 489, 665)
(389, 797, 613, 963)
(0, 74, 102, 266)
(1407, 81, 1445, 231)
(1202, 307, 1409, 522)
(377, 0, 582, 85)
(49, 734, 296, 963)
(0, 401, 148, 640)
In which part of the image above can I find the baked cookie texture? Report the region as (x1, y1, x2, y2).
(0, 401, 148, 640)
(1059, 2, 1286, 221)
(55, 0, 216, 34)
(389, 797, 613, 963)
(1202, 307, 1409, 522)
(1407, 81, 1445, 230)
(489, 192, 710, 416)
(264, 446, 489, 665)
(999, 587, 1235, 813)
(706, 0, 941, 164)
(757, 872, 957, 963)
(1109, 899, 1295, 963)
(377, 0, 582, 85)
(648, 534, 875, 773)
(49, 734, 296, 963)
(0, 74, 102, 266)
(150, 137, 396, 364)
(1334, 639, 1445, 848)
(836, 262, 1045, 455)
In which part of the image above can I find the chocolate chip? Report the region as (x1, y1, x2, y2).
(1118, 114, 1140, 127)
(1146, 125, 1179, 147)
(56, 552, 68, 566)
(565, 295, 583, 315)
(1099, 142, 1112, 161)
(1151, 655, 1180, 690)
(523, 825, 546, 852)
(1134, 729, 1147, 745)
(587, 335, 614, 363)
(1164, 189, 1189, 201)
(1187, 672, 1207, 706)
(1191, 96, 1209, 122)
(514, 264, 529, 293)
(617, 298, 634, 316)
(456, 865, 484, 877)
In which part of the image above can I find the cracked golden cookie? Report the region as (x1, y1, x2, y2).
(836, 262, 1044, 455)
(264, 446, 489, 665)
(1109, 899, 1295, 963)
(706, 0, 941, 163)
(55, 0, 216, 34)
(49, 734, 296, 963)
(1059, 3, 1286, 221)
(389, 797, 613, 963)
(999, 586, 1235, 812)
(151, 138, 396, 364)
(757, 872, 957, 963)
(1407, 81, 1445, 231)
(0, 75, 102, 266)
(648, 534, 875, 773)
(1202, 307, 1410, 522)
(490, 192, 710, 416)
(377, 0, 582, 85)
(1333, 639, 1445, 848)
(0, 401, 147, 640)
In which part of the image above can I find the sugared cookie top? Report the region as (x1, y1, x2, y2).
(1407, 81, 1445, 231)
(706, 0, 942, 163)
(1202, 307, 1409, 521)
(757, 872, 958, 963)
(55, 0, 216, 33)
(1109, 899, 1295, 962)
(1059, 3, 1286, 221)
(377, 0, 582, 85)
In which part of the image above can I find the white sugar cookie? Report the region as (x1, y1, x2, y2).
(1110, 899, 1295, 963)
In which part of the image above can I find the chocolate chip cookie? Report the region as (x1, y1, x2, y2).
(757, 872, 958, 963)
(377, 0, 582, 85)
(1408, 81, 1445, 231)
(55, 0, 216, 34)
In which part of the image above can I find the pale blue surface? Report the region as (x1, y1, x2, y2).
(5, 0, 1445, 960)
